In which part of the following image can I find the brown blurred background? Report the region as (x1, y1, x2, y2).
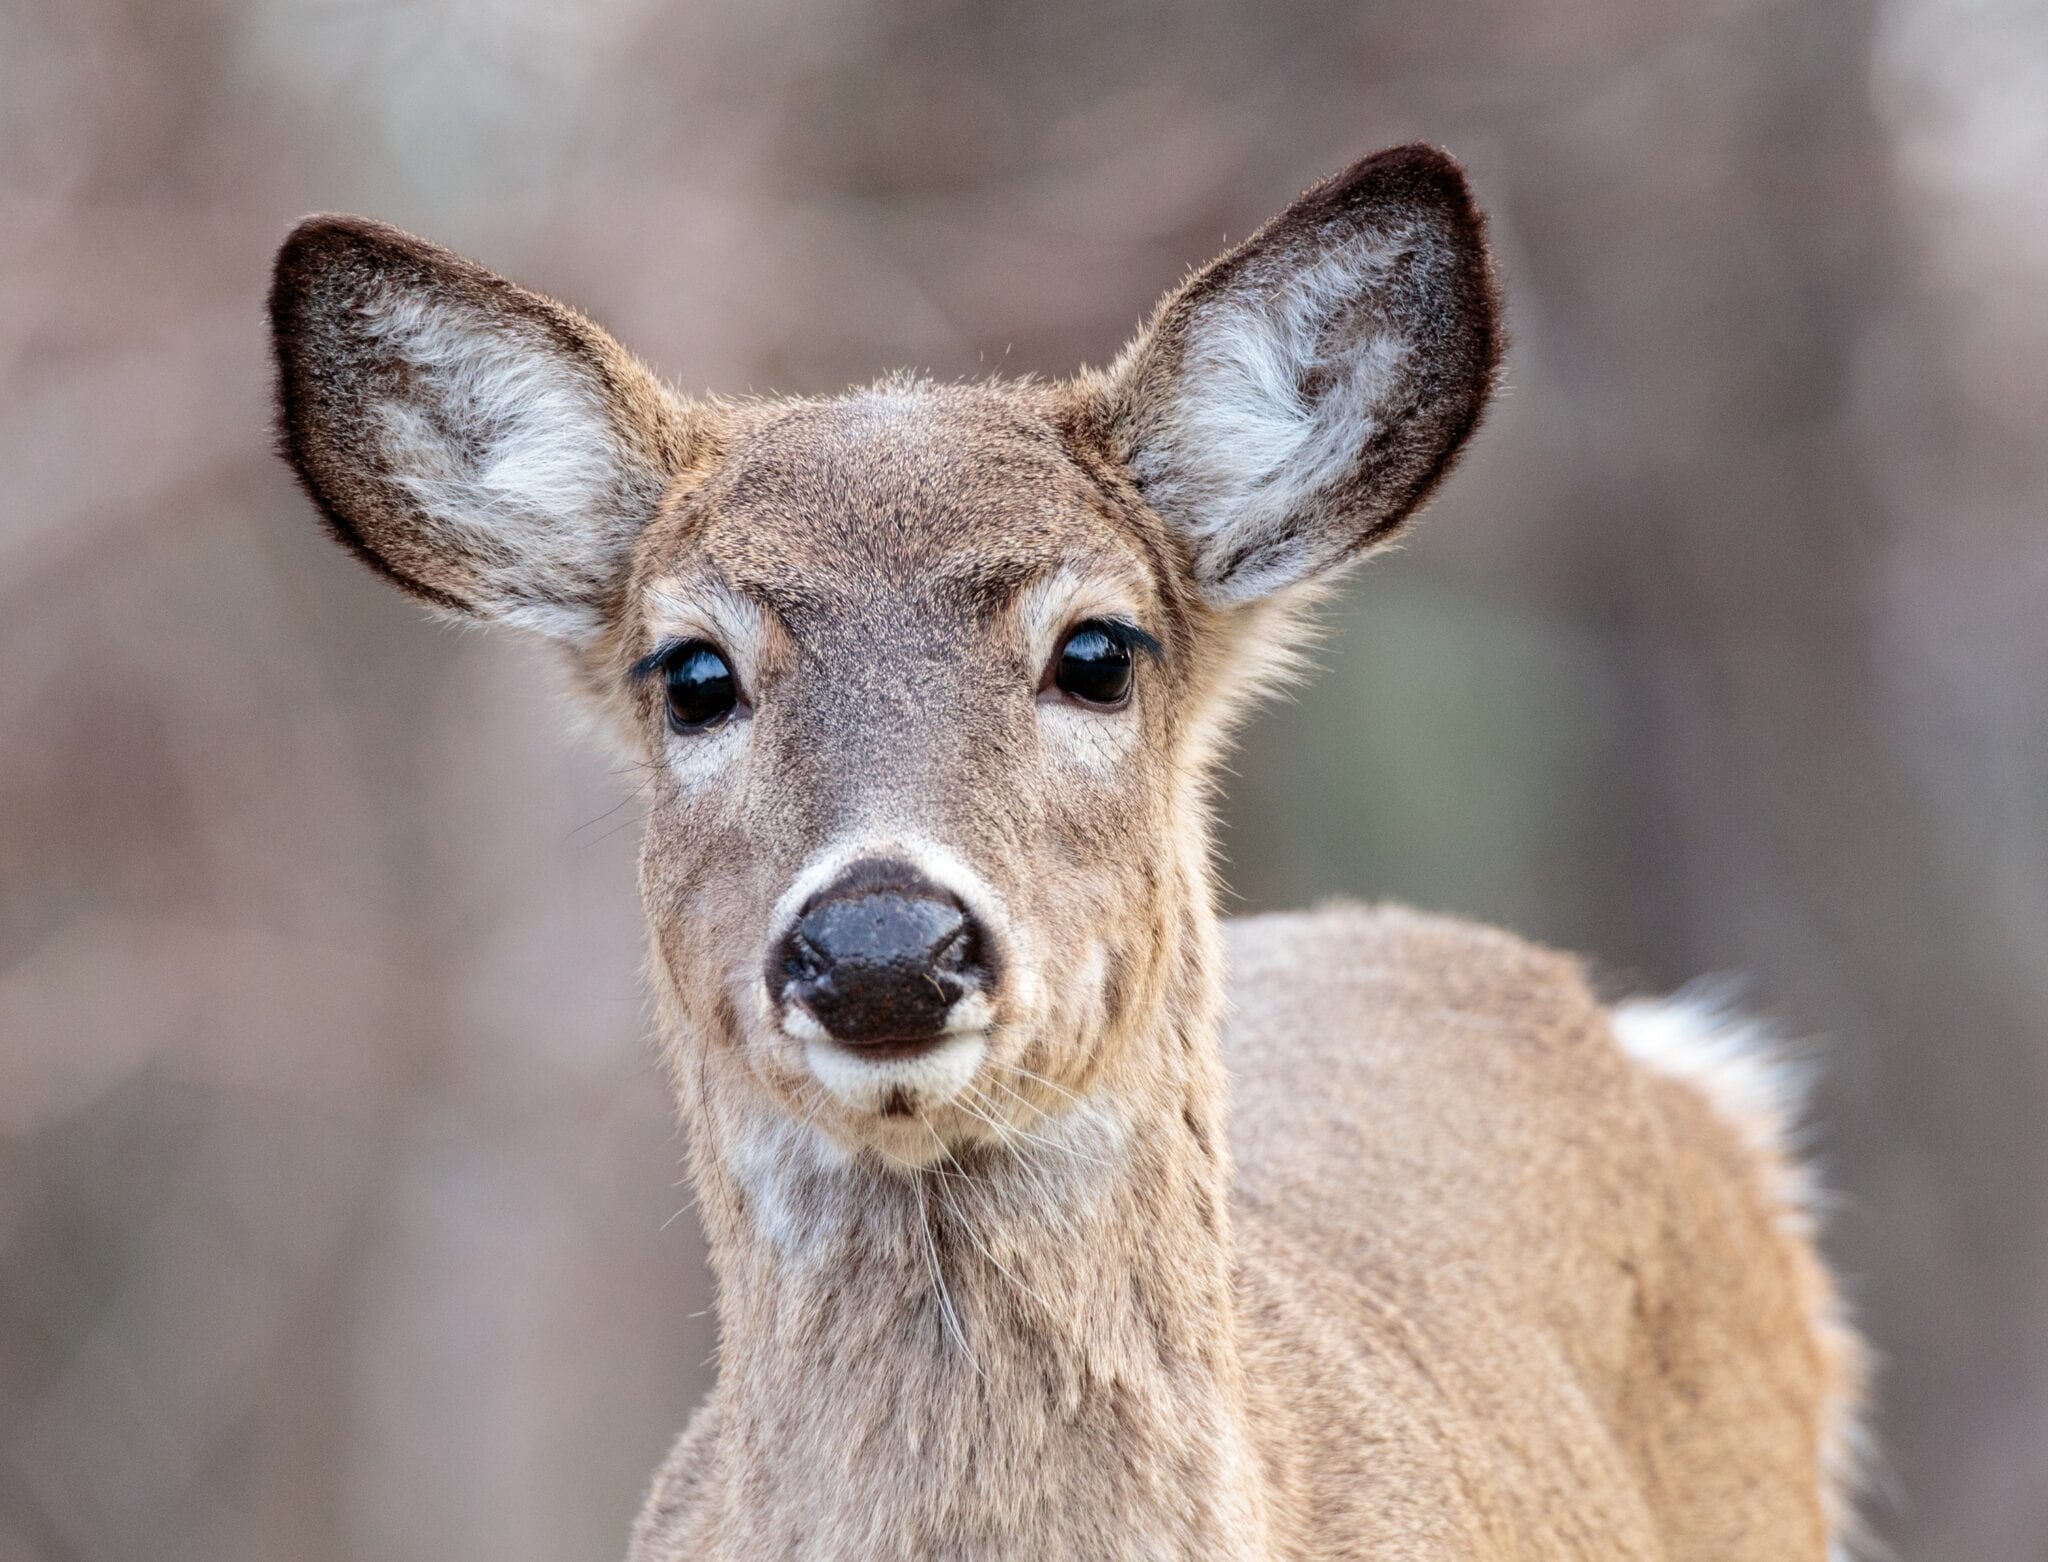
(3, 1, 2044, 1557)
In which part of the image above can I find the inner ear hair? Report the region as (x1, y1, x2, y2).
(270, 215, 698, 641)
(1097, 143, 1504, 605)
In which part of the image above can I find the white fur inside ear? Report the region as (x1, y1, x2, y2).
(1135, 227, 1418, 602)
(362, 290, 647, 640)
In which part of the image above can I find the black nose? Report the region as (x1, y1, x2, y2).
(773, 859, 992, 1052)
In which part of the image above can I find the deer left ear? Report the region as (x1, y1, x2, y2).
(270, 215, 702, 643)
(1095, 144, 1503, 605)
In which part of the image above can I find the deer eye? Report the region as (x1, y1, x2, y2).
(1051, 621, 1137, 709)
(657, 641, 740, 732)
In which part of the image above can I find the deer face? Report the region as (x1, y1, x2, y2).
(617, 388, 1203, 1162)
(270, 146, 1500, 1165)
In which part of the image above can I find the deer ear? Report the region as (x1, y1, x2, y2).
(270, 216, 699, 642)
(1097, 145, 1502, 605)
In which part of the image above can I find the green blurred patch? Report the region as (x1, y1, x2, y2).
(1217, 575, 1631, 952)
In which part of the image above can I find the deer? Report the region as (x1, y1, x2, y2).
(269, 144, 1865, 1560)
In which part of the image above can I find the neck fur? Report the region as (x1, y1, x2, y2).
(675, 917, 1270, 1557)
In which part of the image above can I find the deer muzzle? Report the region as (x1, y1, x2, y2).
(772, 858, 995, 1057)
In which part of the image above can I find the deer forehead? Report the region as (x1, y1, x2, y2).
(632, 387, 1168, 645)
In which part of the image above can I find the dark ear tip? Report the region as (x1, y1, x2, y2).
(272, 215, 375, 324)
(270, 215, 452, 317)
(1362, 141, 1470, 180)
(276, 214, 383, 275)
(1335, 143, 1484, 229)
(1342, 142, 1502, 369)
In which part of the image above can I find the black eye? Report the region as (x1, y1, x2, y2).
(659, 641, 740, 731)
(1052, 621, 1136, 708)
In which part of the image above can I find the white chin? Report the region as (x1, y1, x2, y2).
(803, 1030, 989, 1114)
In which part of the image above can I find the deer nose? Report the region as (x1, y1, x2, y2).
(773, 860, 991, 1053)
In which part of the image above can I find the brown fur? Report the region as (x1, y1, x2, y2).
(268, 145, 1862, 1560)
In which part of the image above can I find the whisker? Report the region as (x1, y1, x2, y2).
(921, 1117, 1059, 1318)
(1002, 1062, 1087, 1108)
(913, 1174, 985, 1379)
(568, 774, 653, 840)
(962, 1082, 1112, 1169)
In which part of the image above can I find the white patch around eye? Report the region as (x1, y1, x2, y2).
(1036, 696, 1142, 773)
(642, 577, 769, 788)
(1016, 562, 1151, 773)
(1016, 561, 1150, 675)
(642, 576, 769, 689)
(662, 715, 747, 791)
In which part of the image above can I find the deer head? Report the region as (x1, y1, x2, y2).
(271, 145, 1501, 1169)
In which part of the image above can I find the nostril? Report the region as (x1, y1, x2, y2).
(931, 923, 971, 974)
(784, 927, 828, 984)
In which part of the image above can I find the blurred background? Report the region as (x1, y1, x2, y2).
(3, 0, 2044, 1557)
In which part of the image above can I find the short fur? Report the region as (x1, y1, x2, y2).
(268, 145, 1862, 1560)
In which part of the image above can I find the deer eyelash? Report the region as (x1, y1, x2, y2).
(1087, 618, 1165, 661)
(629, 640, 687, 684)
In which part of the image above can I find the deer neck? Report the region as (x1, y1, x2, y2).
(679, 916, 1269, 1555)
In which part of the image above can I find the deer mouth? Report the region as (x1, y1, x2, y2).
(797, 1021, 991, 1119)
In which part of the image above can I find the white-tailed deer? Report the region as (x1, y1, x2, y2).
(270, 145, 1864, 1560)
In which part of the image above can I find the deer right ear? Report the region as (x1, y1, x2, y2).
(270, 216, 700, 642)
(1094, 145, 1503, 606)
